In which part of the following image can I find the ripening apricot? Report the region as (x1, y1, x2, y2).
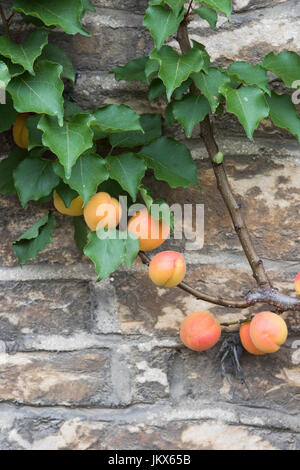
(250, 311, 288, 354)
(53, 190, 84, 216)
(84, 192, 122, 231)
(127, 208, 170, 252)
(180, 311, 221, 352)
(240, 322, 265, 355)
(294, 272, 300, 295)
(149, 251, 186, 287)
(13, 113, 30, 149)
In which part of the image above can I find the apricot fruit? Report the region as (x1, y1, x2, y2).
(250, 311, 288, 353)
(294, 272, 300, 295)
(53, 190, 84, 216)
(84, 192, 122, 231)
(239, 322, 265, 355)
(127, 208, 170, 252)
(149, 251, 186, 287)
(180, 311, 221, 352)
(13, 113, 30, 149)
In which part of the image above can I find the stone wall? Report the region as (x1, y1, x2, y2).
(0, 0, 300, 450)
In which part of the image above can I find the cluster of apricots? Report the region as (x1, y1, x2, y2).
(13, 114, 300, 357)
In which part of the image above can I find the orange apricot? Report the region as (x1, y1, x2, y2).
(239, 322, 265, 355)
(180, 311, 221, 352)
(83, 192, 122, 231)
(250, 311, 288, 353)
(13, 113, 30, 149)
(53, 190, 84, 216)
(294, 272, 300, 295)
(149, 251, 186, 287)
(127, 208, 170, 252)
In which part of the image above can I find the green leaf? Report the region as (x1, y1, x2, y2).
(172, 78, 192, 100)
(55, 181, 79, 208)
(144, 59, 160, 81)
(143, 5, 184, 50)
(26, 114, 43, 150)
(93, 104, 142, 134)
(164, 0, 186, 17)
(140, 136, 199, 188)
(150, 45, 205, 101)
(0, 148, 27, 195)
(64, 100, 85, 119)
(39, 43, 75, 83)
(0, 60, 11, 88)
(84, 230, 139, 280)
(172, 93, 211, 138)
(0, 30, 48, 76)
(139, 185, 154, 211)
(221, 84, 269, 140)
(81, 0, 96, 14)
(73, 216, 88, 253)
(13, 156, 60, 208)
(113, 57, 149, 83)
(12, 0, 90, 36)
(38, 113, 95, 179)
(196, 0, 232, 19)
(53, 150, 109, 205)
(262, 51, 300, 88)
(149, 200, 174, 230)
(7, 60, 64, 126)
(106, 152, 146, 201)
(148, 78, 166, 101)
(0, 56, 24, 77)
(164, 102, 175, 127)
(192, 67, 230, 112)
(109, 114, 162, 149)
(227, 61, 270, 95)
(13, 212, 56, 266)
(267, 92, 300, 142)
(0, 94, 17, 133)
(193, 7, 218, 29)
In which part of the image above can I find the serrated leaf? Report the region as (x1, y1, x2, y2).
(267, 92, 300, 142)
(148, 78, 166, 101)
(0, 30, 48, 76)
(26, 114, 43, 150)
(193, 6, 218, 29)
(106, 152, 146, 201)
(143, 5, 184, 50)
(13, 212, 56, 266)
(93, 104, 142, 134)
(113, 57, 149, 83)
(196, 0, 232, 19)
(262, 51, 300, 88)
(192, 67, 230, 112)
(84, 230, 139, 280)
(13, 156, 60, 208)
(56, 181, 79, 208)
(150, 45, 205, 101)
(109, 114, 162, 149)
(38, 113, 95, 179)
(172, 93, 211, 138)
(73, 216, 88, 253)
(227, 61, 270, 95)
(0, 148, 27, 195)
(0, 94, 17, 132)
(7, 60, 64, 126)
(53, 150, 109, 205)
(39, 43, 75, 83)
(222, 84, 269, 140)
(140, 136, 199, 188)
(12, 0, 90, 36)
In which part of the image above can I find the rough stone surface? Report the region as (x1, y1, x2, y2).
(0, 0, 299, 451)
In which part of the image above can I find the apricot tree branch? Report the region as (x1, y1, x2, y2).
(0, 4, 10, 37)
(177, 19, 271, 289)
(139, 252, 300, 312)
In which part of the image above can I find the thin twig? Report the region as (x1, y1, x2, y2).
(177, 19, 271, 289)
(184, 0, 194, 18)
(0, 4, 10, 37)
(139, 252, 300, 312)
